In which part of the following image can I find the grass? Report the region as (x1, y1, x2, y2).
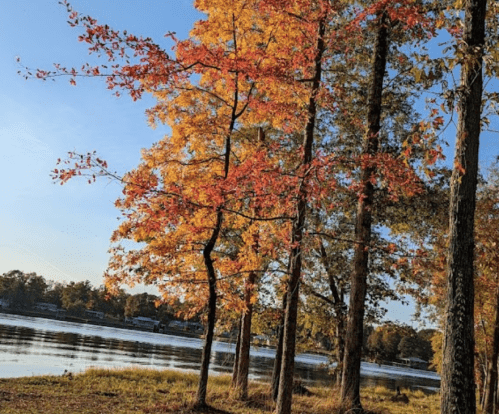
(0, 367, 440, 414)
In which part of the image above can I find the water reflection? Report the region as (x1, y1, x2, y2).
(0, 313, 440, 392)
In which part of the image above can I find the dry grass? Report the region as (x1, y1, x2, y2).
(0, 368, 440, 414)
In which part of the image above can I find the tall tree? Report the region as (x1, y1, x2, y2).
(340, 10, 390, 412)
(275, 9, 327, 414)
(476, 165, 499, 413)
(441, 0, 486, 412)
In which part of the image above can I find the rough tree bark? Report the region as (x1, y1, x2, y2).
(441, 1, 486, 413)
(483, 284, 499, 414)
(275, 17, 326, 414)
(340, 12, 389, 413)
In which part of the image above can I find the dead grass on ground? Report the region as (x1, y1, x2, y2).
(0, 368, 440, 414)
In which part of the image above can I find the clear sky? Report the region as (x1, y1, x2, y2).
(0, 0, 202, 287)
(1, 1, 498, 327)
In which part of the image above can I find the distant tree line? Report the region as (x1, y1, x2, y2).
(0, 270, 185, 324)
(364, 324, 435, 366)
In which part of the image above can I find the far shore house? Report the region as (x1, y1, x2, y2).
(398, 356, 429, 370)
(34, 302, 58, 312)
(34, 302, 67, 319)
(126, 316, 160, 331)
(168, 320, 204, 333)
(84, 310, 105, 320)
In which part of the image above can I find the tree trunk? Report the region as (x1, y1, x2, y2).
(234, 271, 256, 399)
(275, 18, 326, 414)
(483, 285, 499, 414)
(319, 241, 346, 385)
(196, 210, 222, 407)
(340, 12, 389, 413)
(335, 311, 346, 385)
(272, 293, 286, 401)
(441, 1, 486, 413)
(232, 317, 242, 386)
(196, 63, 241, 405)
(234, 131, 263, 399)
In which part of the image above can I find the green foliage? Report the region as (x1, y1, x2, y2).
(124, 292, 157, 319)
(366, 323, 434, 363)
(0, 270, 47, 309)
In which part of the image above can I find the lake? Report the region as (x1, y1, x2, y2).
(0, 313, 440, 392)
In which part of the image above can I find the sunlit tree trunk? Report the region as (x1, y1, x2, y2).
(272, 293, 286, 401)
(340, 12, 389, 413)
(234, 271, 256, 399)
(441, 1, 486, 413)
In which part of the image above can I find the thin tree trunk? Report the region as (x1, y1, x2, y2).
(232, 317, 242, 386)
(441, 1, 486, 413)
(275, 18, 326, 414)
(340, 12, 389, 413)
(484, 285, 499, 413)
(196, 210, 222, 407)
(196, 58, 242, 406)
(235, 271, 256, 399)
(272, 293, 286, 401)
(335, 311, 346, 385)
(319, 241, 346, 385)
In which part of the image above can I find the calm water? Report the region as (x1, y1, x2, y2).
(0, 313, 440, 392)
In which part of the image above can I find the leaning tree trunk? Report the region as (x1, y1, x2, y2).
(196, 210, 222, 407)
(275, 18, 326, 414)
(340, 12, 389, 413)
(441, 1, 486, 413)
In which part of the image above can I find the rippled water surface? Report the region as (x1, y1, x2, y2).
(0, 313, 440, 391)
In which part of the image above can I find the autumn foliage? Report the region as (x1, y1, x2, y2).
(26, 0, 497, 411)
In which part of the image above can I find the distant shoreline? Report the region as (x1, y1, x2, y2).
(0, 307, 204, 339)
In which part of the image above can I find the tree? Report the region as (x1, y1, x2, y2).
(24, 1, 448, 413)
(367, 324, 403, 362)
(472, 165, 499, 413)
(441, 0, 486, 412)
(274, 8, 328, 414)
(124, 293, 157, 319)
(340, 10, 390, 412)
(60, 280, 94, 315)
(43, 280, 64, 308)
(0, 270, 47, 309)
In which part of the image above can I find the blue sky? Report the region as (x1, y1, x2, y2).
(0, 0, 202, 287)
(1, 1, 498, 327)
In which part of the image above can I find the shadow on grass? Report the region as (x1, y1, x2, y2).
(192, 403, 233, 413)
